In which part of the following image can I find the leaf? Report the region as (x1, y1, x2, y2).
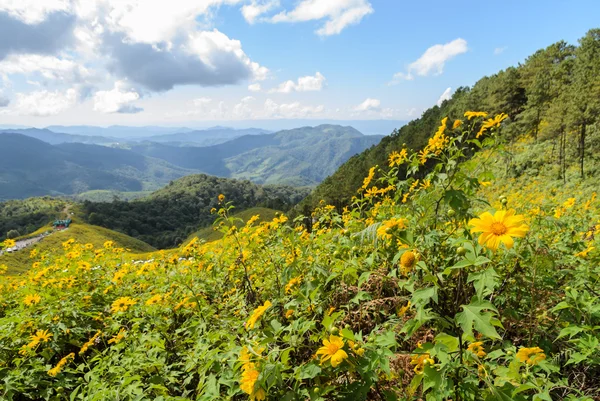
(455, 300, 502, 340)
(556, 325, 584, 340)
(434, 333, 459, 352)
(468, 267, 499, 299)
(412, 287, 438, 306)
(298, 363, 321, 380)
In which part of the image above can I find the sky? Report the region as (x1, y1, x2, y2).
(0, 0, 598, 128)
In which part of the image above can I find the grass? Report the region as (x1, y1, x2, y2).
(185, 207, 280, 244)
(1, 222, 155, 275)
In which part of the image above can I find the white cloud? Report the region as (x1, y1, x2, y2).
(264, 98, 324, 118)
(390, 38, 468, 84)
(13, 88, 78, 116)
(270, 72, 325, 93)
(241, 0, 279, 24)
(0, 0, 71, 24)
(406, 107, 419, 117)
(0, 54, 92, 84)
(271, 0, 373, 36)
(193, 97, 212, 107)
(354, 97, 380, 112)
(436, 87, 452, 107)
(494, 46, 507, 55)
(93, 81, 141, 113)
(232, 95, 256, 118)
(248, 83, 262, 92)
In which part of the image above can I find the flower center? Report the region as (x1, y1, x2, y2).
(328, 343, 340, 354)
(490, 222, 507, 235)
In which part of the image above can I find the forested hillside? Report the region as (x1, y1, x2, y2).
(80, 174, 310, 248)
(129, 125, 383, 186)
(299, 29, 600, 211)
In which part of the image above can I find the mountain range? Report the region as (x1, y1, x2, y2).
(0, 124, 385, 200)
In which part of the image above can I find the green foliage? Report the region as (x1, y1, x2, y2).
(0, 197, 66, 242)
(80, 174, 311, 248)
(298, 29, 600, 212)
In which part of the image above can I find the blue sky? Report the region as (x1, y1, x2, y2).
(0, 0, 598, 127)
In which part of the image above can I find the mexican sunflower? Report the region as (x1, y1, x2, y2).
(468, 209, 528, 252)
(315, 335, 348, 367)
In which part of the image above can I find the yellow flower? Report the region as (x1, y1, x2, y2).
(285, 276, 302, 294)
(23, 294, 41, 306)
(110, 297, 137, 313)
(29, 249, 38, 258)
(108, 328, 126, 345)
(360, 166, 377, 191)
(31, 329, 53, 344)
(245, 301, 272, 330)
(398, 301, 411, 317)
(388, 149, 408, 167)
(84, 243, 94, 250)
(79, 331, 101, 355)
(146, 294, 162, 306)
(563, 198, 575, 209)
(2, 239, 16, 248)
(469, 209, 529, 252)
(574, 246, 595, 258)
(452, 119, 463, 129)
(400, 251, 417, 274)
(464, 111, 488, 120)
(103, 240, 114, 249)
(285, 309, 294, 319)
(411, 352, 435, 374)
(467, 341, 486, 358)
(516, 347, 546, 365)
(218, 194, 225, 202)
(315, 335, 348, 367)
(377, 217, 408, 240)
(476, 113, 508, 138)
(47, 353, 75, 377)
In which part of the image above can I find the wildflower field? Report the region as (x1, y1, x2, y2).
(0, 114, 598, 400)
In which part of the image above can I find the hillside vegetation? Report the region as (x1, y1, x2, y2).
(0, 113, 598, 400)
(0, 220, 155, 274)
(0, 134, 198, 199)
(80, 174, 311, 248)
(129, 125, 383, 187)
(0, 197, 67, 242)
(299, 29, 600, 211)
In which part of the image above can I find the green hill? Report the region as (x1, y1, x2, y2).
(185, 207, 279, 244)
(129, 125, 383, 186)
(80, 174, 311, 248)
(298, 29, 600, 212)
(0, 220, 155, 274)
(0, 197, 67, 242)
(0, 134, 199, 200)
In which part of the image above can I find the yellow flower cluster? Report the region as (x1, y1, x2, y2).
(419, 118, 450, 163)
(245, 300, 272, 330)
(411, 351, 435, 374)
(23, 294, 41, 306)
(47, 353, 75, 377)
(476, 113, 508, 138)
(467, 341, 486, 358)
(388, 148, 408, 167)
(469, 209, 529, 252)
(79, 331, 102, 355)
(360, 166, 377, 191)
(377, 217, 408, 240)
(239, 347, 266, 401)
(516, 346, 546, 365)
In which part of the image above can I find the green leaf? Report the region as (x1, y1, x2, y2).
(412, 287, 438, 306)
(468, 267, 499, 299)
(556, 325, 584, 340)
(298, 363, 321, 380)
(434, 333, 459, 352)
(455, 300, 502, 339)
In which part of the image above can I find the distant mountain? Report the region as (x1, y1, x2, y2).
(140, 127, 271, 146)
(0, 128, 117, 145)
(45, 125, 194, 139)
(130, 125, 384, 186)
(0, 134, 199, 200)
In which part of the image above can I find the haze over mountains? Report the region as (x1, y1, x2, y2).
(0, 124, 386, 200)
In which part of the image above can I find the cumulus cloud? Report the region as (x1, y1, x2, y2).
(406, 107, 419, 117)
(248, 83, 262, 92)
(0, 54, 92, 84)
(354, 98, 380, 112)
(390, 38, 468, 84)
(93, 81, 142, 114)
(0, 11, 76, 61)
(232, 95, 256, 118)
(264, 99, 324, 118)
(13, 88, 78, 116)
(271, 0, 373, 36)
(270, 72, 325, 93)
(436, 87, 452, 106)
(102, 29, 268, 91)
(241, 0, 279, 24)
